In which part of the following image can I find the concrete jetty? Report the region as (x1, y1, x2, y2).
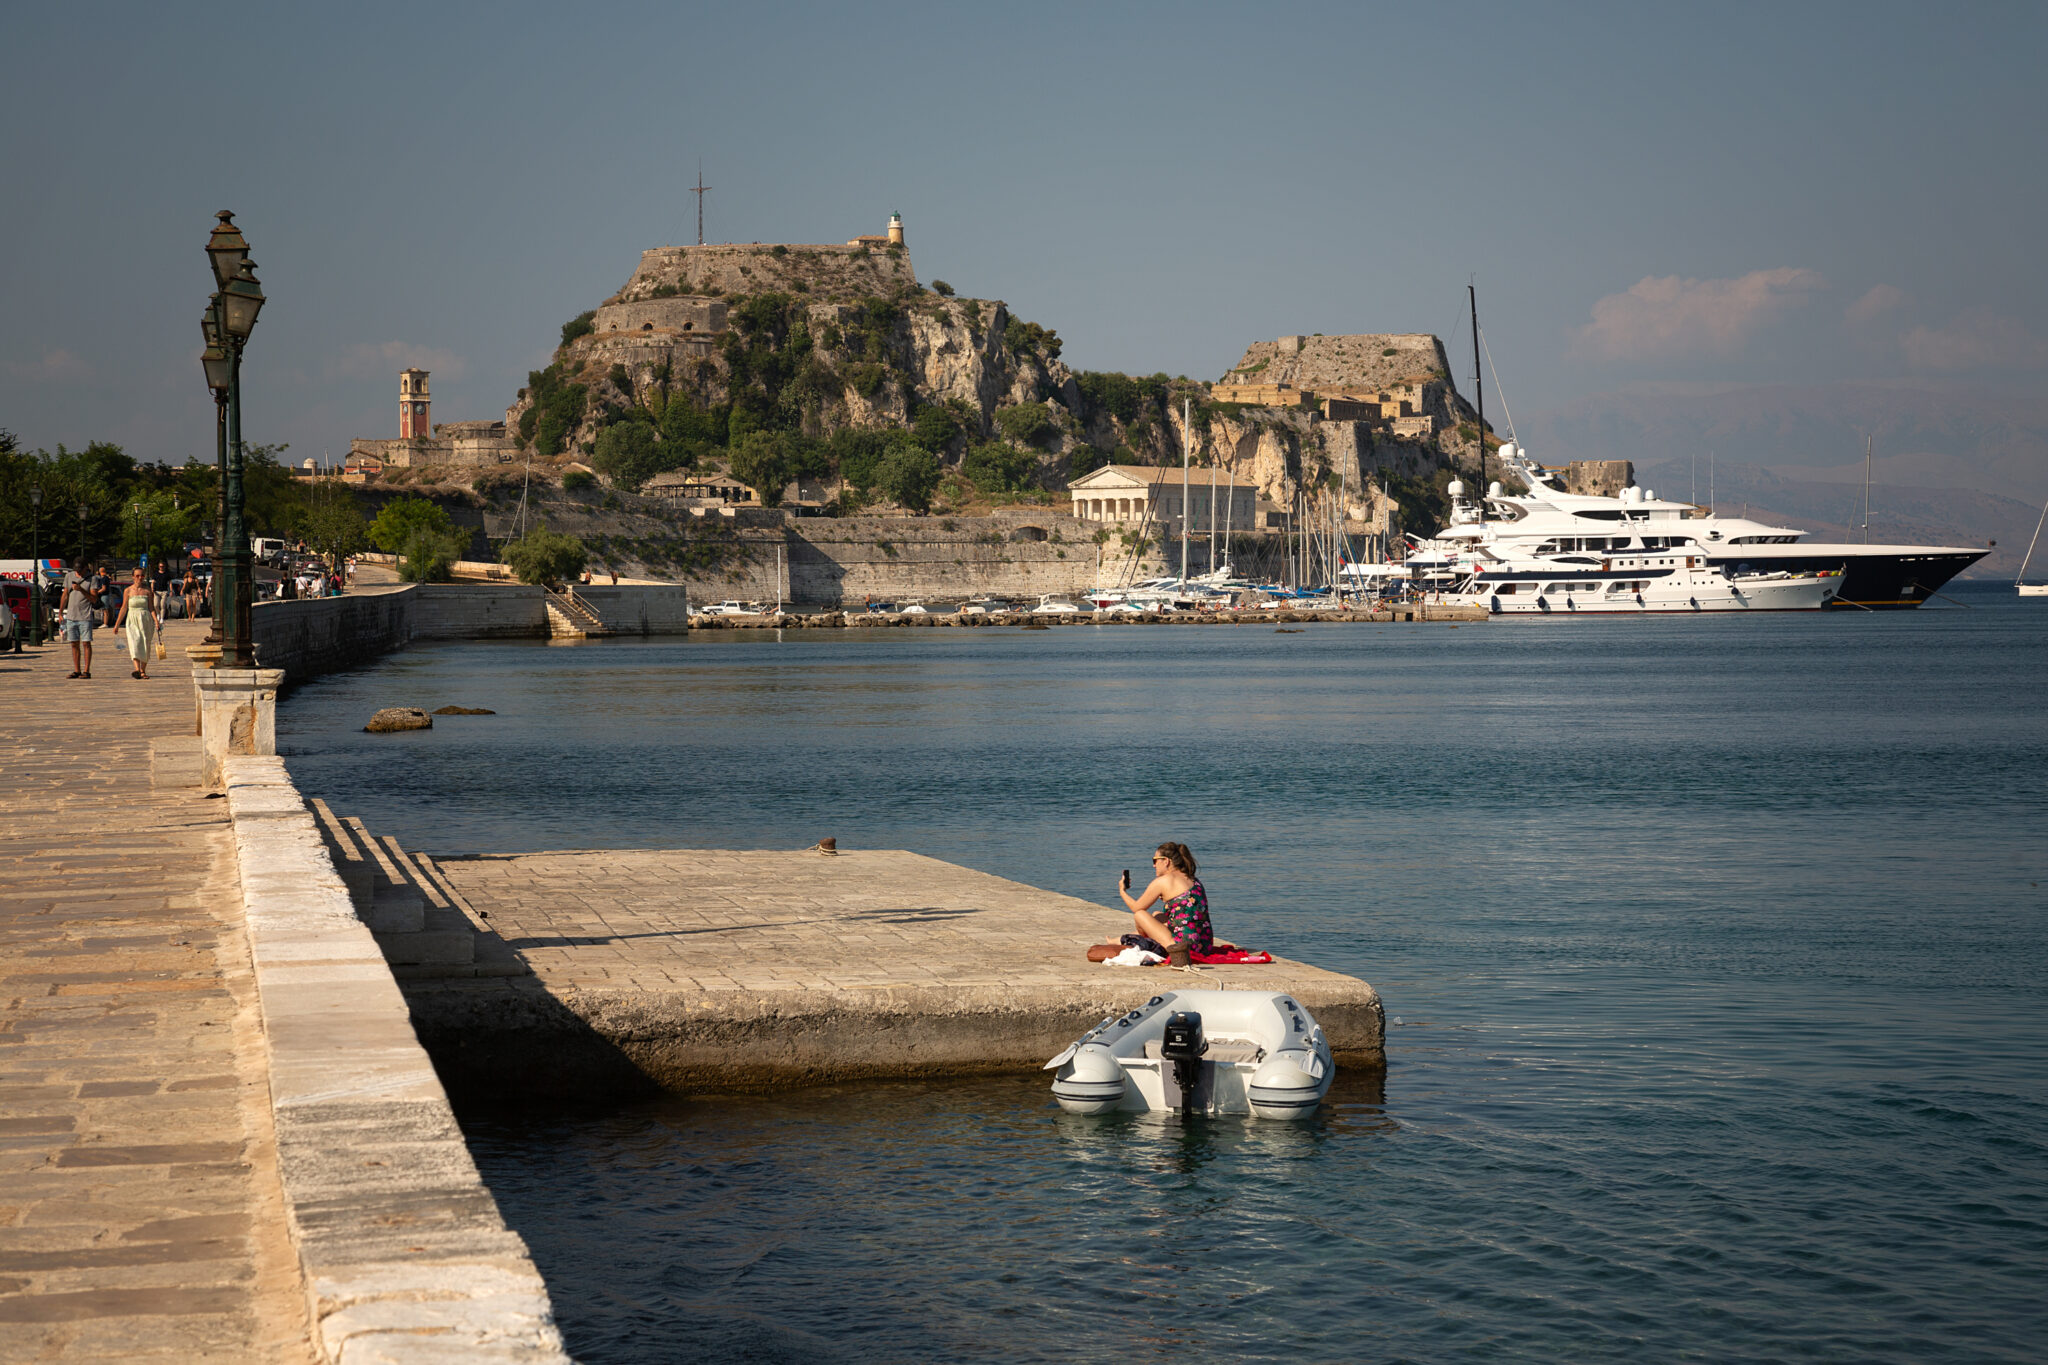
(382, 844, 1386, 1097)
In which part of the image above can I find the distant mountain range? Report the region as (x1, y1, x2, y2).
(1516, 381, 2048, 581)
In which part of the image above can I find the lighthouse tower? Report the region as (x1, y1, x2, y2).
(399, 369, 430, 439)
(887, 212, 904, 247)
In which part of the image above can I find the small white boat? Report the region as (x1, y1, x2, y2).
(1045, 989, 1334, 1120)
(1033, 594, 1084, 615)
(2018, 495, 2048, 596)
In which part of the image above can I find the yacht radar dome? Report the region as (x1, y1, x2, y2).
(1447, 479, 1466, 498)
(1489, 480, 1503, 497)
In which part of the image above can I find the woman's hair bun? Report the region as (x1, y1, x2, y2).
(1154, 842, 1196, 877)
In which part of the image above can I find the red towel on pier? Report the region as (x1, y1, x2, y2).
(1187, 943, 1275, 965)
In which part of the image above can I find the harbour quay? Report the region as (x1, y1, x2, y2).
(690, 603, 1486, 628)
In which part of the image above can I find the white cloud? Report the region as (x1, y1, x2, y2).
(4, 347, 92, 383)
(1845, 284, 1904, 325)
(1898, 308, 2048, 372)
(1572, 268, 1826, 363)
(327, 340, 468, 383)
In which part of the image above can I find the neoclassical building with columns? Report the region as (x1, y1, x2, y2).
(1067, 464, 1261, 530)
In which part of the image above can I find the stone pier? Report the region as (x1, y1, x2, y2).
(392, 846, 1386, 1097)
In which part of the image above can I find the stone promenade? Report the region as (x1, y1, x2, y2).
(401, 847, 1385, 1095)
(0, 621, 314, 1362)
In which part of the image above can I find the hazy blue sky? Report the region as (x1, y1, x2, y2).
(5, 1, 2044, 475)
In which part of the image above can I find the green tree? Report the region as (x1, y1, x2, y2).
(500, 525, 588, 588)
(993, 402, 1054, 447)
(875, 445, 942, 513)
(298, 485, 368, 566)
(961, 441, 1036, 493)
(912, 402, 962, 452)
(591, 420, 664, 491)
(368, 494, 459, 581)
(727, 430, 796, 507)
(931, 280, 955, 297)
(560, 310, 596, 347)
(118, 489, 199, 564)
(396, 526, 465, 582)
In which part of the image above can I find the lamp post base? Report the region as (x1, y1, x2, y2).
(193, 667, 286, 793)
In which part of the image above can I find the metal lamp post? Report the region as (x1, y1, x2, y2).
(202, 211, 264, 668)
(77, 501, 87, 569)
(29, 486, 44, 646)
(130, 502, 142, 566)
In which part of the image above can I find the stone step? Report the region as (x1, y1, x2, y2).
(308, 798, 375, 902)
(374, 906, 476, 966)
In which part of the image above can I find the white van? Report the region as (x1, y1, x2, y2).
(251, 537, 288, 566)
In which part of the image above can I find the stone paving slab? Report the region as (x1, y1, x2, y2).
(412, 848, 1385, 1094)
(0, 622, 316, 1363)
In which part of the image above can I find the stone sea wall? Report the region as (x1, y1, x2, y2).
(413, 584, 548, 640)
(253, 587, 413, 680)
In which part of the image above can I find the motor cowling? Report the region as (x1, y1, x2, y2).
(1159, 1011, 1207, 1100)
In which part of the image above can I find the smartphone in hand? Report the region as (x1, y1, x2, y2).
(1121, 869, 1131, 889)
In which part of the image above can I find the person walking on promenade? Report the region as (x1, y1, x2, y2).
(116, 567, 160, 679)
(60, 570, 96, 678)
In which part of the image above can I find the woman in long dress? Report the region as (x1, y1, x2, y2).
(116, 567, 160, 679)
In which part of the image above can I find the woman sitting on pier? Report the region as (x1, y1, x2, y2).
(1118, 842, 1214, 968)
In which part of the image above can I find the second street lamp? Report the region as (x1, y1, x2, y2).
(200, 212, 265, 669)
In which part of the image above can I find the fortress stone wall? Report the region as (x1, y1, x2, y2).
(618, 241, 917, 304)
(593, 297, 728, 337)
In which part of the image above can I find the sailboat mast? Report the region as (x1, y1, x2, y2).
(2017, 496, 2048, 586)
(1862, 434, 1873, 544)
(1180, 396, 1191, 585)
(1469, 284, 1486, 525)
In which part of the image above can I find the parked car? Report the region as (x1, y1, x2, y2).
(2, 580, 30, 646)
(694, 600, 759, 617)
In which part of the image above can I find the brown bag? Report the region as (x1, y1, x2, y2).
(155, 639, 167, 661)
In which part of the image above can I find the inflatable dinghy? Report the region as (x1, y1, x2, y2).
(1045, 989, 1334, 1119)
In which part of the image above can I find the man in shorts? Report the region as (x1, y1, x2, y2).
(61, 570, 96, 678)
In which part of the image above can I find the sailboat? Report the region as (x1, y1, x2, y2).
(2018, 495, 2048, 596)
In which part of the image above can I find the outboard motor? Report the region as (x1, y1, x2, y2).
(1159, 1011, 1208, 1111)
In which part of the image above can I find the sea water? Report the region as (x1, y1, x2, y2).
(279, 589, 2048, 1362)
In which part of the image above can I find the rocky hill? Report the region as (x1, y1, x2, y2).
(490, 227, 1494, 542)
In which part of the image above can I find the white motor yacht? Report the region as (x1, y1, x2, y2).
(1046, 989, 1334, 1119)
(1452, 545, 1842, 614)
(1413, 448, 1985, 608)
(1033, 594, 1085, 615)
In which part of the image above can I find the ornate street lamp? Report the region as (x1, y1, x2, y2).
(200, 212, 265, 668)
(29, 485, 44, 646)
(206, 210, 249, 291)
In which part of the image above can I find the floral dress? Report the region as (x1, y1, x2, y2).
(1161, 880, 1215, 953)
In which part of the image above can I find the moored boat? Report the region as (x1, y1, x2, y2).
(1046, 989, 1334, 1119)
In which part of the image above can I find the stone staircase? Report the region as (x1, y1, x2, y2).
(309, 799, 528, 979)
(543, 587, 612, 639)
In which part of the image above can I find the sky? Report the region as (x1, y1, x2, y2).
(4, 0, 2045, 485)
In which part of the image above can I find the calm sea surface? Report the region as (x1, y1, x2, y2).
(280, 588, 2048, 1363)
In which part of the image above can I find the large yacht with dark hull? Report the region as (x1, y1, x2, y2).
(1408, 445, 1986, 609)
